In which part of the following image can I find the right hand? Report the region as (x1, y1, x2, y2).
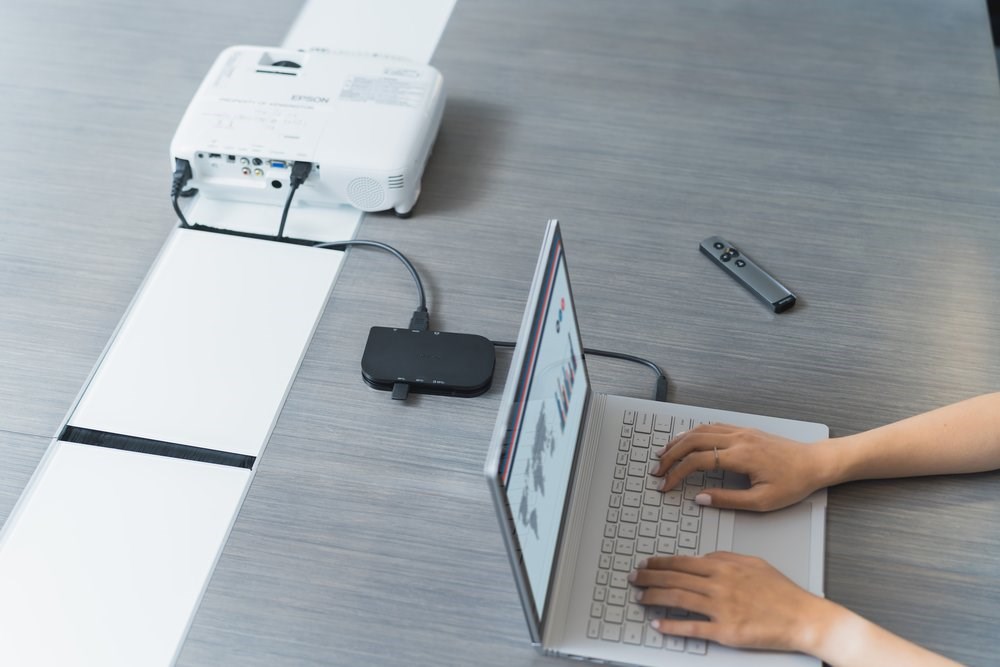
(650, 424, 830, 511)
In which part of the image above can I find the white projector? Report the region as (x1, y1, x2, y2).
(170, 45, 445, 217)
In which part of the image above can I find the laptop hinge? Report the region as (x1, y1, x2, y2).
(542, 391, 606, 650)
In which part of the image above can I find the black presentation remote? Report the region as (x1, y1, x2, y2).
(699, 236, 797, 313)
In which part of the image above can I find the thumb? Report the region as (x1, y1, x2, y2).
(694, 486, 770, 512)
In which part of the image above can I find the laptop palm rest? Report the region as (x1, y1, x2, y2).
(728, 503, 813, 588)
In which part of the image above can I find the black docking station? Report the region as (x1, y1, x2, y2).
(361, 326, 496, 400)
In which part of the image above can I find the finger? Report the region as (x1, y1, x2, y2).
(658, 450, 715, 491)
(636, 587, 712, 615)
(639, 555, 718, 576)
(651, 618, 717, 642)
(629, 568, 708, 592)
(691, 486, 773, 511)
(653, 430, 735, 475)
(652, 434, 710, 475)
(662, 449, 720, 487)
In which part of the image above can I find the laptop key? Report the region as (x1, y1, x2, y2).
(626, 604, 645, 623)
(635, 413, 653, 434)
(644, 628, 664, 648)
(665, 635, 686, 651)
(593, 587, 607, 602)
(610, 572, 629, 588)
(587, 619, 601, 639)
(657, 537, 677, 554)
(638, 522, 657, 538)
(623, 409, 636, 425)
(625, 477, 643, 493)
(590, 602, 603, 618)
(596, 570, 610, 585)
(607, 589, 627, 607)
(633, 433, 651, 448)
(653, 414, 673, 433)
(678, 532, 698, 550)
(681, 516, 700, 533)
(605, 606, 625, 623)
(659, 522, 678, 538)
(640, 506, 659, 523)
(684, 485, 704, 500)
(623, 622, 644, 645)
(687, 638, 708, 654)
(612, 555, 632, 571)
(662, 490, 682, 506)
(636, 537, 655, 554)
(601, 623, 622, 642)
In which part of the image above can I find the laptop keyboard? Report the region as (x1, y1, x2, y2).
(587, 410, 728, 654)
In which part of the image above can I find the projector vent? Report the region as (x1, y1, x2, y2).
(387, 174, 405, 190)
(347, 177, 385, 210)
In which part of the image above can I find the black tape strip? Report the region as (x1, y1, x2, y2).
(59, 426, 255, 470)
(180, 222, 321, 247)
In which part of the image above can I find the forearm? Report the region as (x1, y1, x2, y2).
(802, 600, 963, 667)
(816, 393, 1000, 485)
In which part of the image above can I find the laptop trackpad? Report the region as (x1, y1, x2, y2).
(730, 503, 812, 588)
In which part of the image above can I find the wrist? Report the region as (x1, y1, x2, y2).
(793, 596, 859, 660)
(811, 435, 857, 489)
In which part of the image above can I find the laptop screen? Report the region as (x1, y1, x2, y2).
(498, 226, 590, 618)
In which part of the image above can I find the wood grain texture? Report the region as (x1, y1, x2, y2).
(1, 0, 998, 665)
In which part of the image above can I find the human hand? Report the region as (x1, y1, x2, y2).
(651, 424, 830, 511)
(630, 552, 834, 653)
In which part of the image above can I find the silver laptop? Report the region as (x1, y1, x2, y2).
(484, 220, 827, 666)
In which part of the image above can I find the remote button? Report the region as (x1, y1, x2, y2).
(720, 253, 732, 262)
(735, 259, 746, 267)
(713, 241, 724, 249)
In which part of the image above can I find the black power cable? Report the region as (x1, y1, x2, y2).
(277, 161, 313, 239)
(492, 340, 668, 402)
(313, 240, 429, 331)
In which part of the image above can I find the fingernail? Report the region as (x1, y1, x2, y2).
(654, 447, 667, 458)
(636, 558, 647, 569)
(694, 493, 712, 506)
(650, 620, 661, 631)
(635, 589, 643, 601)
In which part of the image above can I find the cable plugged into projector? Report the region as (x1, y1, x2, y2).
(361, 327, 496, 401)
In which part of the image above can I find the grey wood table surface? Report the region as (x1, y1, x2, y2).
(2, 1, 999, 665)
